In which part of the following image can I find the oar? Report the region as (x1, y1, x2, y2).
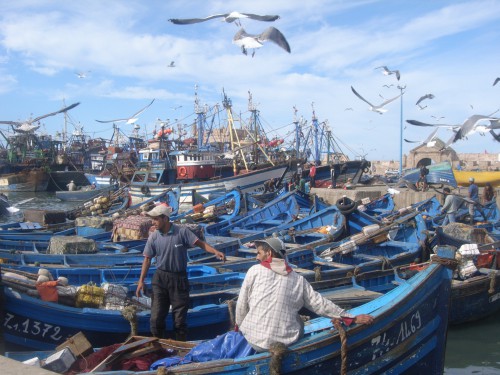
(6, 197, 35, 213)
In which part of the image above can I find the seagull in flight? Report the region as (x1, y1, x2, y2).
(169, 12, 280, 26)
(0, 102, 80, 133)
(233, 27, 290, 56)
(404, 128, 439, 147)
(96, 99, 155, 124)
(75, 70, 91, 78)
(375, 66, 400, 80)
(431, 115, 445, 121)
(351, 86, 403, 114)
(406, 113, 500, 148)
(493, 77, 500, 86)
(383, 84, 394, 88)
(167, 61, 175, 68)
(416, 94, 435, 107)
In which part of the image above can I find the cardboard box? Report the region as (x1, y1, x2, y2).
(56, 331, 93, 357)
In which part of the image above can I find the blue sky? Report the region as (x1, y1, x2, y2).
(0, 0, 499, 162)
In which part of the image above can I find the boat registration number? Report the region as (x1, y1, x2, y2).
(370, 310, 422, 360)
(3, 312, 63, 342)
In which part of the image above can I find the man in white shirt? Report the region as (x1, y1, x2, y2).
(235, 237, 374, 351)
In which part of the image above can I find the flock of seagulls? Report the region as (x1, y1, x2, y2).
(0, 103, 80, 133)
(351, 86, 403, 114)
(406, 113, 500, 149)
(95, 99, 155, 125)
(169, 11, 290, 56)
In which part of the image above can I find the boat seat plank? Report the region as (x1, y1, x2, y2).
(320, 287, 383, 304)
(314, 260, 354, 269)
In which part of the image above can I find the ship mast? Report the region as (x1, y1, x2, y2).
(223, 90, 248, 175)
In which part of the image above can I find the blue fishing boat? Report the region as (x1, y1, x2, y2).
(358, 192, 396, 217)
(1, 264, 218, 288)
(171, 188, 244, 224)
(430, 225, 500, 324)
(204, 189, 317, 237)
(13, 247, 455, 373)
(1, 270, 244, 350)
(401, 161, 457, 189)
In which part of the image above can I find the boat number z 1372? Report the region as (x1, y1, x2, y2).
(3, 313, 63, 341)
(370, 310, 422, 360)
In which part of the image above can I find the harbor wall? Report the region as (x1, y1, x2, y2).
(311, 186, 500, 209)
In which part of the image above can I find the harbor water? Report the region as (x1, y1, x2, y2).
(1, 191, 499, 374)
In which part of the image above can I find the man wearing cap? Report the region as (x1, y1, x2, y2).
(66, 180, 76, 191)
(441, 188, 462, 225)
(136, 205, 226, 341)
(235, 237, 374, 352)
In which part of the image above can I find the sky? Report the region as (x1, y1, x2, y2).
(0, 0, 499, 162)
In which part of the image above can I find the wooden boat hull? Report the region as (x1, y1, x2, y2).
(1, 275, 237, 350)
(129, 164, 289, 206)
(36, 248, 454, 374)
(402, 161, 457, 188)
(453, 169, 500, 187)
(0, 170, 49, 192)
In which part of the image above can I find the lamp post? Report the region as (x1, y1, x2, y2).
(397, 85, 406, 176)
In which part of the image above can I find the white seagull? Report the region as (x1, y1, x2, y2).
(351, 86, 403, 114)
(0, 102, 80, 133)
(416, 94, 435, 107)
(75, 70, 91, 78)
(96, 99, 155, 124)
(233, 27, 290, 56)
(169, 12, 280, 25)
(406, 113, 500, 148)
(375, 66, 400, 80)
(404, 128, 439, 147)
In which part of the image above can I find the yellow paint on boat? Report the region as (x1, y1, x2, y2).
(453, 170, 500, 187)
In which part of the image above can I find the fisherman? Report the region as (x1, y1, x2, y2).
(483, 182, 496, 204)
(440, 188, 462, 225)
(263, 178, 276, 193)
(467, 177, 486, 224)
(136, 205, 226, 341)
(66, 180, 77, 191)
(309, 163, 317, 188)
(417, 163, 429, 191)
(330, 165, 337, 188)
(235, 237, 374, 352)
(90, 182, 96, 190)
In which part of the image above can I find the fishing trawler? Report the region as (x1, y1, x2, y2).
(129, 90, 290, 205)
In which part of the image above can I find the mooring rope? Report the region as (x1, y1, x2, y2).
(489, 271, 496, 294)
(430, 255, 459, 270)
(333, 319, 348, 375)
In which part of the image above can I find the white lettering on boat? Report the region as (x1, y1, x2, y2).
(370, 310, 422, 360)
(3, 313, 63, 341)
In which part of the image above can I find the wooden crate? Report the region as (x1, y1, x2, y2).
(56, 331, 93, 357)
(23, 209, 66, 225)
